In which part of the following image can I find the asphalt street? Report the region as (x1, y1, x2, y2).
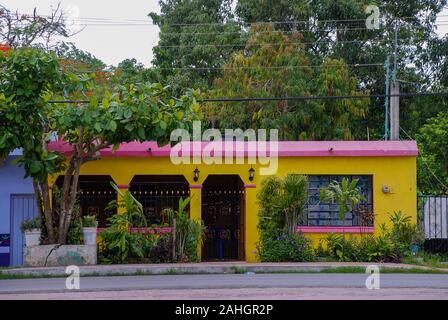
(1, 273, 448, 300)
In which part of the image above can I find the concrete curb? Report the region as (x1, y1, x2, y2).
(2, 262, 448, 277)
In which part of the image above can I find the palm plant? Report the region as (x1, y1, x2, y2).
(100, 183, 147, 263)
(165, 197, 205, 262)
(278, 175, 308, 235)
(320, 177, 366, 221)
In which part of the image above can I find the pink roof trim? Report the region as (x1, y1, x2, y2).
(48, 140, 418, 158)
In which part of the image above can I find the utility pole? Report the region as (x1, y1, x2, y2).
(384, 56, 390, 140)
(390, 21, 400, 140)
(390, 81, 400, 140)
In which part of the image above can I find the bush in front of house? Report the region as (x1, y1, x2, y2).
(321, 211, 424, 262)
(258, 233, 314, 262)
(257, 175, 315, 262)
(98, 183, 203, 264)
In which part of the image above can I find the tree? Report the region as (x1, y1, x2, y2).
(0, 3, 71, 49)
(416, 112, 448, 194)
(149, 0, 244, 95)
(0, 48, 202, 244)
(208, 25, 369, 140)
(235, 0, 448, 139)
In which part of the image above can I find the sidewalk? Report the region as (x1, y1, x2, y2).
(2, 261, 448, 277)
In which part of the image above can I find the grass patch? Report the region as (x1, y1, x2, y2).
(319, 266, 448, 274)
(2, 264, 448, 280)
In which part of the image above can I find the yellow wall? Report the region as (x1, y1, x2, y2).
(51, 155, 416, 262)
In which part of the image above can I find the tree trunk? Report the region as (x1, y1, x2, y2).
(58, 155, 75, 244)
(60, 157, 81, 244)
(33, 179, 55, 243)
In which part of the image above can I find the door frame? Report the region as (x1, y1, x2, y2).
(201, 174, 245, 261)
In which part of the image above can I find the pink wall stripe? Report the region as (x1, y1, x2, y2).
(296, 226, 375, 234)
(189, 184, 203, 189)
(48, 140, 418, 158)
(243, 184, 257, 189)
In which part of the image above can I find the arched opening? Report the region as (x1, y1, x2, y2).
(202, 175, 245, 261)
(54, 175, 117, 227)
(129, 175, 189, 225)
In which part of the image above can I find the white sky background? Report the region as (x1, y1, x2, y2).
(2, 1, 448, 67)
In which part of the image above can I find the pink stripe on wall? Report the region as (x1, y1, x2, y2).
(97, 227, 172, 235)
(48, 140, 418, 158)
(296, 226, 375, 234)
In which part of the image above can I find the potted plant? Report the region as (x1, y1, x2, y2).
(21, 217, 41, 246)
(82, 215, 98, 245)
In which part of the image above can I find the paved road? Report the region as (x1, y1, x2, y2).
(1, 273, 448, 299)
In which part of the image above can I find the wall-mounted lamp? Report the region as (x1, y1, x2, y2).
(193, 167, 200, 182)
(249, 166, 255, 182)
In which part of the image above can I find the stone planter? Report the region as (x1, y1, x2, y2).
(24, 244, 97, 267)
(24, 229, 41, 246)
(82, 227, 97, 245)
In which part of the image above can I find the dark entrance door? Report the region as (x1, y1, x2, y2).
(202, 175, 244, 261)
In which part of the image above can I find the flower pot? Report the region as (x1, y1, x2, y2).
(24, 229, 41, 246)
(82, 227, 97, 245)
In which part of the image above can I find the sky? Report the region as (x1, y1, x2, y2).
(2, 1, 448, 67)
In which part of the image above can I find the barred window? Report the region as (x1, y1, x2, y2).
(303, 175, 373, 227)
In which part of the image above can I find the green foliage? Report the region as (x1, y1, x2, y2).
(208, 25, 369, 140)
(82, 215, 98, 228)
(149, 0, 243, 95)
(0, 48, 64, 180)
(0, 47, 202, 245)
(258, 174, 308, 238)
(320, 177, 366, 221)
(388, 211, 424, 251)
(21, 216, 41, 232)
(322, 212, 422, 262)
(258, 233, 314, 262)
(67, 217, 83, 245)
(416, 112, 448, 194)
(257, 175, 313, 262)
(99, 183, 148, 263)
(165, 197, 205, 262)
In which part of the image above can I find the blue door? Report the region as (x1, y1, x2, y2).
(10, 194, 37, 266)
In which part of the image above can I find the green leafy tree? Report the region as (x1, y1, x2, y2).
(209, 25, 369, 140)
(416, 111, 448, 194)
(0, 48, 201, 244)
(149, 0, 244, 95)
(236, 0, 448, 139)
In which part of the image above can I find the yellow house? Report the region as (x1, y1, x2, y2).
(49, 140, 418, 262)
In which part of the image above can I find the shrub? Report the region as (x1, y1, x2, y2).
(67, 217, 83, 245)
(322, 212, 421, 262)
(257, 175, 312, 262)
(388, 211, 424, 254)
(165, 197, 205, 262)
(82, 215, 98, 228)
(148, 233, 173, 263)
(258, 233, 314, 262)
(21, 216, 41, 232)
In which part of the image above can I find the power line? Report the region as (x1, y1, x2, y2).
(200, 92, 448, 102)
(25, 12, 448, 27)
(155, 39, 402, 49)
(47, 92, 448, 104)
(62, 63, 383, 73)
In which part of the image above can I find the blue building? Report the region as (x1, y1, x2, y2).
(0, 151, 37, 266)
